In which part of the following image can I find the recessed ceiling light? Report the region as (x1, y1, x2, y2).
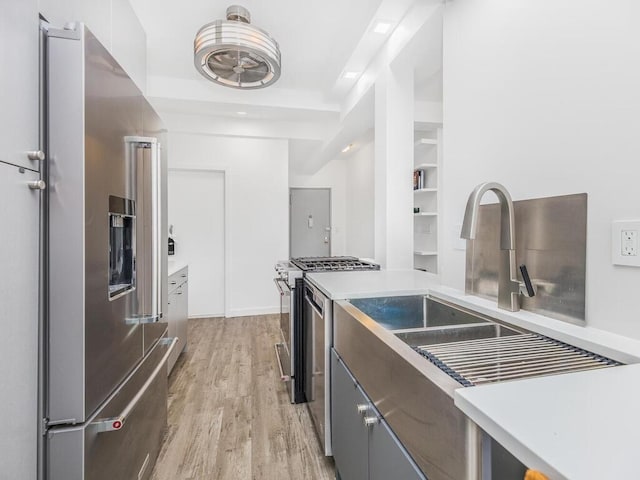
(342, 71, 360, 80)
(237, 111, 247, 115)
(341, 144, 353, 153)
(373, 21, 393, 34)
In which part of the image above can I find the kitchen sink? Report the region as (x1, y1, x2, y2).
(333, 296, 621, 480)
(394, 323, 521, 347)
(348, 294, 491, 331)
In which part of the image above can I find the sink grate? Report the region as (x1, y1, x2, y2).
(413, 333, 620, 386)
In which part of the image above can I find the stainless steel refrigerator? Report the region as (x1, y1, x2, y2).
(44, 23, 173, 480)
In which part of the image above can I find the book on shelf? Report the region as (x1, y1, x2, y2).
(413, 169, 425, 190)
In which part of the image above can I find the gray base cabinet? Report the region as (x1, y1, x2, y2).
(331, 349, 426, 480)
(167, 266, 188, 373)
(332, 349, 368, 480)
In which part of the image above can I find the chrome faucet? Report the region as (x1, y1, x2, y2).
(460, 182, 535, 312)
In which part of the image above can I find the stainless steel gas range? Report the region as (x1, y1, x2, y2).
(273, 257, 380, 451)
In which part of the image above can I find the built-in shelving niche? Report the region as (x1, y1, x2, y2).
(413, 127, 442, 274)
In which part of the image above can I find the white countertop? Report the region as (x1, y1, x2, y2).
(455, 363, 640, 480)
(305, 269, 440, 300)
(168, 260, 188, 277)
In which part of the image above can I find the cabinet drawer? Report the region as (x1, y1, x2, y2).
(168, 267, 188, 294)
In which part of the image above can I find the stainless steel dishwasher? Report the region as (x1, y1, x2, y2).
(303, 279, 332, 455)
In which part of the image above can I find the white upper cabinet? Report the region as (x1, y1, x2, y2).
(0, 0, 41, 171)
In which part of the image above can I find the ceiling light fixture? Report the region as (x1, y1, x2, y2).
(342, 71, 360, 80)
(373, 21, 393, 34)
(341, 144, 354, 153)
(237, 111, 247, 115)
(194, 5, 281, 89)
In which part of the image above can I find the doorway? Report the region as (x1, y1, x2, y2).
(168, 169, 225, 317)
(290, 187, 331, 258)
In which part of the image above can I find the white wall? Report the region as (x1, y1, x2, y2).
(39, 0, 147, 92)
(374, 66, 415, 269)
(290, 158, 348, 256)
(345, 141, 375, 259)
(168, 170, 225, 317)
(167, 132, 288, 317)
(442, 0, 640, 339)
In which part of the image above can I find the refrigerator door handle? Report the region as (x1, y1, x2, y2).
(92, 337, 178, 433)
(125, 314, 161, 325)
(125, 136, 163, 320)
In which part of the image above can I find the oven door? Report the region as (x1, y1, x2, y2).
(273, 278, 294, 401)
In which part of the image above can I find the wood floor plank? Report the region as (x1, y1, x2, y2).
(150, 315, 335, 480)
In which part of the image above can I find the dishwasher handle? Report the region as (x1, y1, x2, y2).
(305, 287, 324, 318)
(92, 337, 178, 433)
(274, 343, 291, 382)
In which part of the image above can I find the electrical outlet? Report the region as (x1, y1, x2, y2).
(612, 221, 640, 266)
(621, 230, 638, 256)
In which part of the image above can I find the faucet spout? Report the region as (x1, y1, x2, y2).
(460, 182, 522, 311)
(460, 182, 516, 250)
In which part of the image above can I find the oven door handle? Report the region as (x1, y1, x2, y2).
(274, 343, 291, 382)
(273, 277, 290, 295)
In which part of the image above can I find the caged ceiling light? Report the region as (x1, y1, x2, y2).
(194, 5, 281, 89)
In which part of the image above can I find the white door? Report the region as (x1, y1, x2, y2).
(168, 170, 225, 316)
(290, 188, 331, 258)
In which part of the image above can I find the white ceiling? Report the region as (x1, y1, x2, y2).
(129, 0, 385, 94)
(129, 0, 443, 174)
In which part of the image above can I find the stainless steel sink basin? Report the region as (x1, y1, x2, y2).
(394, 323, 521, 347)
(348, 294, 491, 331)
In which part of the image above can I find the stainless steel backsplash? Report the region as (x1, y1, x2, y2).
(465, 193, 587, 324)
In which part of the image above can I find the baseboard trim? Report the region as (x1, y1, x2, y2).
(188, 313, 224, 319)
(226, 306, 280, 318)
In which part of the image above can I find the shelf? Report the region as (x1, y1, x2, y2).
(413, 127, 441, 275)
(414, 163, 437, 169)
(414, 212, 438, 217)
(414, 188, 437, 193)
(414, 138, 438, 147)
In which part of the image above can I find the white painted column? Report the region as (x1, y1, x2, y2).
(374, 64, 414, 269)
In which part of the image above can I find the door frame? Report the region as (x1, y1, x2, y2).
(289, 187, 332, 258)
(168, 165, 230, 318)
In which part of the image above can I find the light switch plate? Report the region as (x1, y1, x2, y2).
(612, 220, 640, 266)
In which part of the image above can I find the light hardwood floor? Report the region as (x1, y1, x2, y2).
(151, 315, 336, 480)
